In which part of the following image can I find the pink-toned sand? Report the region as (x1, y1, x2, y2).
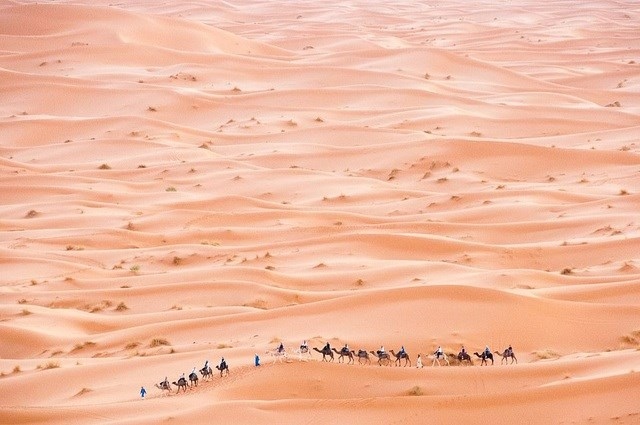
(1, 0, 639, 424)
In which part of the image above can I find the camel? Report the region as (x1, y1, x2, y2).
(154, 380, 171, 395)
(474, 351, 494, 366)
(457, 351, 472, 365)
(332, 347, 355, 364)
(293, 346, 312, 362)
(390, 350, 411, 367)
(266, 348, 288, 364)
(495, 349, 517, 365)
(172, 377, 188, 393)
(431, 351, 450, 367)
(216, 363, 229, 377)
(313, 346, 334, 362)
(200, 366, 213, 380)
(355, 349, 371, 365)
(369, 350, 392, 366)
(188, 372, 199, 387)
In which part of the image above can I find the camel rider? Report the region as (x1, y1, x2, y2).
(378, 345, 386, 356)
(300, 340, 308, 352)
(180, 372, 185, 381)
(277, 342, 285, 353)
(484, 345, 491, 357)
(191, 367, 196, 376)
(460, 345, 467, 356)
(434, 346, 443, 358)
(324, 342, 331, 352)
(342, 343, 349, 354)
(507, 345, 513, 356)
(220, 357, 227, 370)
(163, 376, 169, 386)
(399, 345, 406, 356)
(203, 360, 209, 370)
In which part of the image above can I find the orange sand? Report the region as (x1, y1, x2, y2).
(1, 1, 639, 424)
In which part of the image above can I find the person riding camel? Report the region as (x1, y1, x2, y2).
(434, 346, 443, 359)
(460, 345, 467, 356)
(277, 342, 285, 353)
(300, 340, 308, 352)
(399, 345, 406, 356)
(219, 357, 227, 370)
(378, 345, 386, 356)
(324, 341, 331, 352)
(203, 360, 209, 371)
(484, 345, 491, 357)
(342, 343, 350, 354)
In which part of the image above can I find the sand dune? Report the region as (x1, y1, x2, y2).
(1, 0, 639, 424)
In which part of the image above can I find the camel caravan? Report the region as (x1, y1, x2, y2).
(152, 342, 517, 395)
(154, 358, 229, 395)
(280, 341, 516, 368)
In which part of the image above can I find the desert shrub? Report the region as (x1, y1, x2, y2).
(150, 338, 170, 348)
(408, 386, 424, 396)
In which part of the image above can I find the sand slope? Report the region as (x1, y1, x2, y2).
(1, 1, 639, 424)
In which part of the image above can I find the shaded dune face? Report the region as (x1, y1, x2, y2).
(0, 1, 639, 424)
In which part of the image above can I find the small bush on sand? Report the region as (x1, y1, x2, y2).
(125, 342, 140, 350)
(532, 349, 559, 361)
(115, 302, 129, 311)
(408, 386, 424, 396)
(150, 338, 171, 348)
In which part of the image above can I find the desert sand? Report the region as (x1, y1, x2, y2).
(1, 0, 639, 424)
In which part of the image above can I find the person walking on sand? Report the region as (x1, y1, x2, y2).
(416, 354, 423, 369)
(140, 386, 147, 399)
(255, 353, 261, 366)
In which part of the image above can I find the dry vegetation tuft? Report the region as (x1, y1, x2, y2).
(125, 342, 140, 350)
(115, 302, 129, 311)
(532, 349, 560, 361)
(408, 386, 424, 396)
(150, 338, 171, 348)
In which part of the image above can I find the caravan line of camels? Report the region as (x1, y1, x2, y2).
(273, 343, 517, 367)
(154, 360, 230, 395)
(153, 344, 517, 395)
